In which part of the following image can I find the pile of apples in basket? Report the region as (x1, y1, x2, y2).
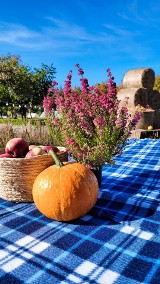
(0, 137, 60, 158)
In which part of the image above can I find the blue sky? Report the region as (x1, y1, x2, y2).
(0, 0, 160, 87)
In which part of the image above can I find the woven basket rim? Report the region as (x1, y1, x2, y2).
(0, 146, 67, 161)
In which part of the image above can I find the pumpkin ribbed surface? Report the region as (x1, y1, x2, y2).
(32, 162, 99, 221)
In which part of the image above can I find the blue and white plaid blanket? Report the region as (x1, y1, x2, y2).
(0, 139, 160, 284)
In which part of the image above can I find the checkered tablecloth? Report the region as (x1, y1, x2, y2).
(0, 139, 160, 284)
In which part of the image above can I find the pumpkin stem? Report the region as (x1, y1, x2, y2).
(49, 149, 64, 168)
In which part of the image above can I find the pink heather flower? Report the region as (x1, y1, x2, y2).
(52, 80, 58, 85)
(97, 129, 104, 135)
(43, 96, 52, 116)
(48, 87, 53, 93)
(93, 116, 106, 127)
(78, 68, 84, 76)
(130, 112, 141, 127)
(52, 118, 59, 125)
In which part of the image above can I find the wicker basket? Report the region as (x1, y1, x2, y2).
(0, 147, 68, 203)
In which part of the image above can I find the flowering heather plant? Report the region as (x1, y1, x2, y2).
(43, 65, 140, 169)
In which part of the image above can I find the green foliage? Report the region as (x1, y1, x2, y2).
(0, 117, 46, 127)
(154, 75, 160, 92)
(0, 118, 26, 125)
(0, 53, 56, 117)
(43, 117, 64, 146)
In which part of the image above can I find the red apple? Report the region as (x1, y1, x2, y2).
(0, 153, 13, 158)
(43, 145, 60, 153)
(5, 138, 29, 157)
(25, 146, 46, 158)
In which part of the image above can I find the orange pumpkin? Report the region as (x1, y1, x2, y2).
(32, 150, 98, 221)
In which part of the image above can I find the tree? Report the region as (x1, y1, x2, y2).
(0, 54, 56, 118)
(31, 63, 56, 107)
